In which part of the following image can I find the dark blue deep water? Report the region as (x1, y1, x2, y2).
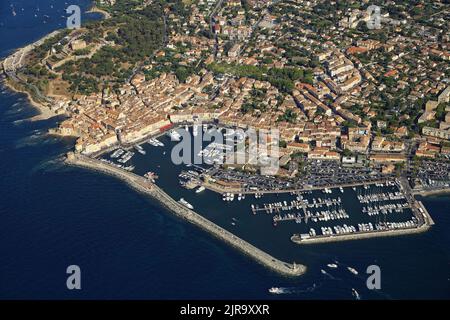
(0, 0, 449, 299)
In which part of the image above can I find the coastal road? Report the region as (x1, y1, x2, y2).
(2, 31, 60, 104)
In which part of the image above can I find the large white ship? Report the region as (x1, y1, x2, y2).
(178, 198, 194, 210)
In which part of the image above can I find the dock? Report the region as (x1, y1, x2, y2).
(291, 223, 430, 245)
(204, 178, 393, 196)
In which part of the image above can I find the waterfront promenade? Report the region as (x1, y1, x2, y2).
(65, 153, 306, 277)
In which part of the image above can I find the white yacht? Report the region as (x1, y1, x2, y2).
(134, 145, 146, 155)
(178, 198, 194, 210)
(170, 130, 181, 141)
(196, 186, 206, 193)
(352, 288, 361, 300)
(111, 149, 125, 158)
(347, 267, 359, 275)
(193, 125, 199, 137)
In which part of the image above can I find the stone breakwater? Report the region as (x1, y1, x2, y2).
(413, 188, 450, 197)
(65, 153, 306, 277)
(291, 224, 431, 245)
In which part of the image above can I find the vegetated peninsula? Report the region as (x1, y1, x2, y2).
(1, 0, 449, 274)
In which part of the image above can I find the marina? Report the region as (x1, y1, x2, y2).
(91, 125, 434, 261)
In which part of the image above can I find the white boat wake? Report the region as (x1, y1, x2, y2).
(269, 283, 321, 295)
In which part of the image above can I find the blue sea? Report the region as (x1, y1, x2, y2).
(0, 0, 449, 299)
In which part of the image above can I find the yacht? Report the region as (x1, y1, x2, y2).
(178, 198, 194, 210)
(144, 171, 158, 180)
(193, 125, 199, 137)
(327, 263, 338, 269)
(352, 288, 361, 300)
(170, 130, 181, 141)
(111, 149, 124, 159)
(196, 186, 206, 193)
(148, 138, 164, 147)
(347, 267, 359, 275)
(134, 145, 146, 155)
(118, 151, 135, 163)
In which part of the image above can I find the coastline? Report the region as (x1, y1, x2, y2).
(1, 28, 64, 121)
(87, 6, 112, 19)
(1, 4, 111, 122)
(65, 153, 307, 277)
(2, 78, 61, 121)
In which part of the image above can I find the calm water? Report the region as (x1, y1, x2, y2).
(0, 0, 449, 300)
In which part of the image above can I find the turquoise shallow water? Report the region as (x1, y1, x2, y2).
(0, 0, 449, 299)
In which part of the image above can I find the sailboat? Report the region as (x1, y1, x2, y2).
(352, 288, 361, 300)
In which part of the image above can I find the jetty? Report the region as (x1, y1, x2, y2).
(65, 152, 306, 277)
(291, 223, 430, 245)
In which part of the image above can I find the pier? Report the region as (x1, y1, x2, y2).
(291, 223, 430, 245)
(65, 153, 306, 277)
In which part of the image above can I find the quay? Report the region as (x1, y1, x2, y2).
(412, 188, 450, 198)
(291, 223, 430, 245)
(416, 200, 435, 226)
(65, 152, 306, 277)
(203, 178, 394, 196)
